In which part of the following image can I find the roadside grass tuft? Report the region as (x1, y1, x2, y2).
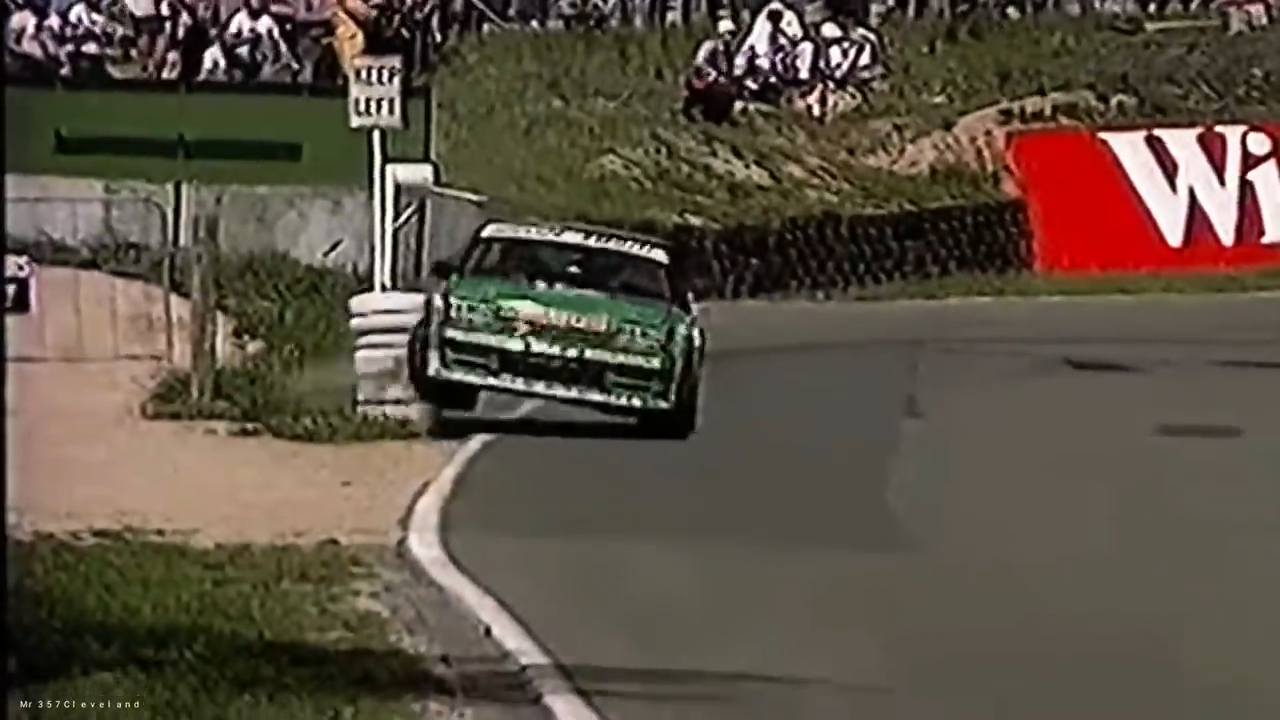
(139, 248, 423, 442)
(6, 533, 430, 719)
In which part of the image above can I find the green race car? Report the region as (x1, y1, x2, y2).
(407, 221, 707, 438)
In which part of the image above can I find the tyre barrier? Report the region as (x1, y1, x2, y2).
(348, 291, 427, 420)
(617, 198, 1033, 300)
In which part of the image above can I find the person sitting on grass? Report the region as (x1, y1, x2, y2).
(682, 16, 740, 124)
(732, 0, 806, 106)
(808, 17, 884, 118)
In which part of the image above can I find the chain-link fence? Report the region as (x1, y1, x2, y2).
(186, 183, 374, 273)
(396, 184, 493, 288)
(184, 181, 491, 287)
(4, 195, 181, 365)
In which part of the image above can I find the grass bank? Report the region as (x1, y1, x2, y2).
(434, 18, 1280, 225)
(6, 533, 431, 720)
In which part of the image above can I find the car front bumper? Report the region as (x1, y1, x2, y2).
(426, 326, 676, 411)
(427, 366, 674, 410)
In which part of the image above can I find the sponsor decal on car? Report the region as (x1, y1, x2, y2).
(429, 366, 664, 409)
(1007, 124, 1280, 274)
(443, 328, 663, 368)
(502, 299, 610, 335)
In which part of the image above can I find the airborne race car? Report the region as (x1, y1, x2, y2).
(407, 221, 707, 438)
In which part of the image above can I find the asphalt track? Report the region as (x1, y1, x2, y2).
(440, 296, 1280, 720)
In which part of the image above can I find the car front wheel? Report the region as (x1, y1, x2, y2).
(407, 316, 432, 401)
(408, 317, 479, 438)
(637, 361, 700, 440)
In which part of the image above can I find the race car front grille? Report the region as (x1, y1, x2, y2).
(502, 354, 610, 389)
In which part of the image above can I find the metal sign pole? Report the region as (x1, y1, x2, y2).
(348, 54, 406, 294)
(369, 127, 387, 293)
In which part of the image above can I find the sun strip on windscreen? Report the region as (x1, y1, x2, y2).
(480, 223, 671, 265)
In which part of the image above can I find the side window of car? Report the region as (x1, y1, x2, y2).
(458, 238, 491, 276)
(668, 270, 692, 311)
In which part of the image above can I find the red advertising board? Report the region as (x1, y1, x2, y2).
(1007, 123, 1280, 274)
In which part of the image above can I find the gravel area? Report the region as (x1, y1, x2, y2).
(6, 266, 548, 720)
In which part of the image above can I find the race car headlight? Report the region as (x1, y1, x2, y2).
(618, 324, 663, 351)
(446, 298, 495, 329)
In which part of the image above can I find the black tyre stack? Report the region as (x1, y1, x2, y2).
(614, 198, 1034, 300)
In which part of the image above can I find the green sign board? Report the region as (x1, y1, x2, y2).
(4, 83, 429, 187)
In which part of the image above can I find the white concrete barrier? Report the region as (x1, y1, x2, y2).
(348, 290, 427, 420)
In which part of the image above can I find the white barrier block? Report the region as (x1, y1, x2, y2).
(348, 290, 426, 316)
(348, 291, 427, 420)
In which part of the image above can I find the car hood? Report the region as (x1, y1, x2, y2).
(449, 276, 688, 332)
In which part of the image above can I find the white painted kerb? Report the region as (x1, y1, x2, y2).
(404, 399, 604, 720)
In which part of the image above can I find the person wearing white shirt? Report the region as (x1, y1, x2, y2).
(7, 0, 67, 78)
(731, 0, 804, 98)
(151, 0, 197, 78)
(817, 20, 854, 83)
(197, 40, 230, 80)
(123, 0, 163, 73)
(63, 0, 110, 37)
(683, 17, 740, 123)
(222, 0, 297, 79)
(7, 1, 53, 63)
(37, 11, 68, 65)
(691, 17, 736, 81)
(787, 23, 816, 85)
(806, 19, 884, 120)
(57, 0, 123, 76)
(855, 27, 885, 80)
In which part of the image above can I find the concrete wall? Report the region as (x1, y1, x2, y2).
(4, 174, 492, 280)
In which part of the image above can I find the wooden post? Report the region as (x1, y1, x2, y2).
(189, 194, 220, 404)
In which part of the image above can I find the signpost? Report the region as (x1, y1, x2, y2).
(348, 55, 407, 293)
(347, 55, 475, 292)
(343, 56, 490, 420)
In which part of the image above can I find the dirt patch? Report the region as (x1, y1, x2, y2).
(6, 267, 445, 545)
(860, 91, 1136, 195)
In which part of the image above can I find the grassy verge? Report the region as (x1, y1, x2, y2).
(434, 18, 1279, 224)
(6, 533, 431, 720)
(142, 249, 425, 443)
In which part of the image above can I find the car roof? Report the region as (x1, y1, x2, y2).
(477, 220, 676, 265)
(478, 220, 672, 248)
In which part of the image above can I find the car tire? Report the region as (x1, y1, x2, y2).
(638, 360, 700, 440)
(408, 315, 479, 439)
(407, 316, 432, 401)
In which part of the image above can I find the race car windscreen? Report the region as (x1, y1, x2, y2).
(463, 236, 672, 304)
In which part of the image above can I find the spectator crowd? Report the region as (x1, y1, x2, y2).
(5, 0, 1271, 99)
(4, 0, 439, 85)
(682, 1, 886, 123)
